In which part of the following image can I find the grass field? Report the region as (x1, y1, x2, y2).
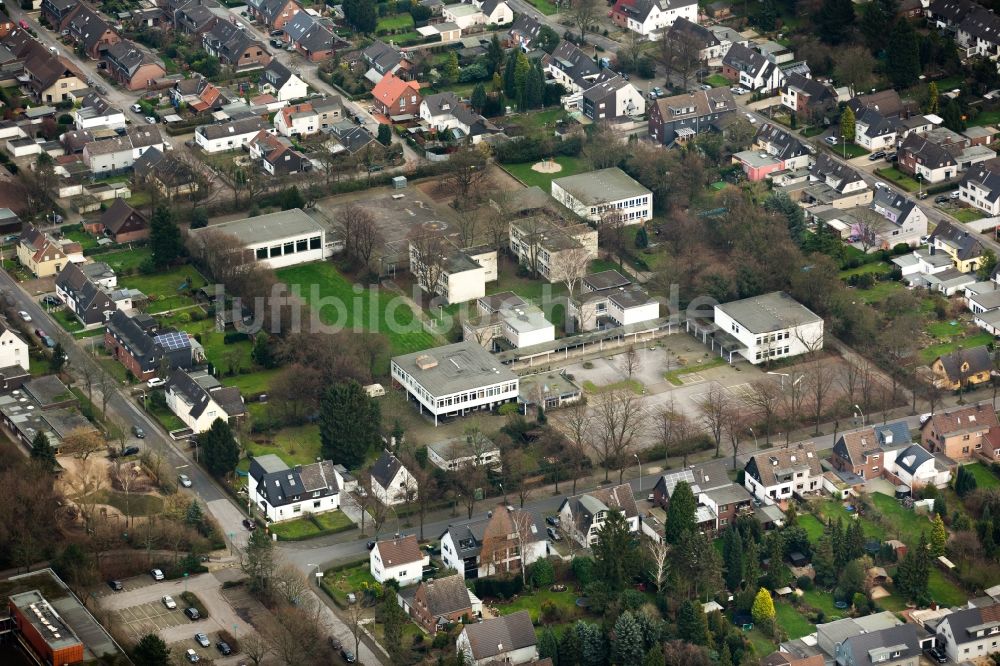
(322, 562, 377, 606)
(953, 207, 986, 223)
(831, 141, 869, 159)
(221, 369, 282, 396)
(122, 266, 207, 314)
(506, 108, 567, 131)
(705, 74, 731, 88)
(798, 513, 825, 543)
(840, 262, 892, 278)
(504, 156, 588, 190)
(854, 280, 903, 303)
(964, 462, 1000, 489)
(582, 378, 644, 394)
(277, 262, 438, 357)
(928, 568, 967, 607)
(99, 247, 153, 274)
(270, 510, 353, 540)
(664, 357, 726, 385)
(523, 0, 558, 14)
(50, 307, 84, 333)
(376, 13, 414, 32)
(247, 424, 322, 467)
(919, 331, 995, 364)
(926, 320, 966, 339)
(972, 109, 1000, 127)
(775, 602, 814, 639)
(61, 225, 99, 251)
(870, 493, 933, 545)
(86, 490, 164, 517)
(149, 402, 186, 432)
(495, 588, 582, 624)
(875, 167, 919, 192)
(801, 588, 841, 617)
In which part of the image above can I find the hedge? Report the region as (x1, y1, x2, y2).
(473, 575, 523, 599)
(180, 591, 210, 619)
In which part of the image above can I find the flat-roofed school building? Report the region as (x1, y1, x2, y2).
(188, 208, 328, 269)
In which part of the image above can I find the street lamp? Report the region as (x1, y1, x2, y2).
(748, 426, 759, 453)
(841, 134, 847, 160)
(499, 482, 507, 504)
(854, 403, 865, 425)
(634, 454, 641, 492)
(917, 172, 923, 198)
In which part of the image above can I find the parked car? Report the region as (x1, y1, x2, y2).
(121, 446, 140, 457)
(108, 580, 123, 591)
(131, 103, 142, 113)
(144, 116, 156, 124)
(150, 568, 164, 580)
(43, 336, 56, 349)
(341, 648, 356, 663)
(547, 527, 562, 541)
(330, 636, 343, 651)
(185, 649, 200, 663)
(824, 136, 838, 146)
(745, 112, 756, 123)
(270, 38, 283, 48)
(195, 633, 210, 648)
(923, 647, 947, 663)
(545, 515, 560, 527)
(184, 607, 200, 620)
(270, 29, 284, 37)
(935, 195, 949, 203)
(884, 152, 896, 161)
(216, 641, 232, 656)
(242, 518, 257, 530)
(34, 328, 46, 338)
(699, 83, 712, 90)
(147, 377, 165, 388)
(178, 474, 192, 488)
(162, 595, 177, 610)
(132, 425, 145, 438)
(17, 311, 31, 322)
(868, 150, 886, 161)
(40, 295, 59, 306)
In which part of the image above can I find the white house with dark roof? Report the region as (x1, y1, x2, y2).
(392, 342, 518, 425)
(259, 59, 308, 102)
(957, 6, 1000, 59)
(370, 534, 428, 586)
(557, 483, 638, 547)
(551, 167, 652, 225)
(935, 602, 1000, 662)
(743, 442, 822, 503)
(959, 160, 1000, 216)
(473, 0, 513, 24)
(543, 41, 600, 94)
(427, 434, 502, 471)
(612, 0, 698, 39)
(0, 321, 29, 372)
(834, 624, 921, 666)
(418, 92, 499, 143)
(370, 449, 417, 506)
(194, 116, 271, 153)
(164, 368, 245, 433)
(854, 106, 899, 152)
(864, 187, 928, 249)
(247, 453, 344, 522)
(722, 43, 784, 93)
(885, 443, 951, 489)
(581, 72, 645, 121)
(439, 506, 545, 579)
(711, 291, 823, 365)
(507, 14, 542, 49)
(457, 611, 537, 665)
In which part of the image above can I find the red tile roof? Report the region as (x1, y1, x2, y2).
(371, 72, 420, 107)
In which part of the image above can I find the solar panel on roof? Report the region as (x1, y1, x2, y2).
(154, 331, 190, 351)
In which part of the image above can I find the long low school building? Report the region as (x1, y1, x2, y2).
(188, 208, 333, 268)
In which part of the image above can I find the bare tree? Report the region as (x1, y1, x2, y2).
(451, 458, 486, 519)
(695, 384, 730, 458)
(569, 0, 599, 40)
(621, 345, 639, 381)
(593, 389, 646, 483)
(447, 145, 489, 200)
(744, 379, 781, 444)
(337, 204, 383, 271)
(554, 400, 592, 494)
(722, 411, 748, 469)
(60, 427, 106, 461)
(409, 233, 449, 298)
(403, 451, 436, 541)
(510, 509, 534, 585)
(806, 360, 837, 435)
(269, 599, 328, 666)
(114, 462, 141, 529)
(273, 564, 309, 607)
(656, 400, 694, 469)
(648, 537, 669, 592)
(657, 28, 703, 89)
(855, 208, 888, 254)
(485, 191, 513, 275)
(344, 600, 365, 663)
(454, 205, 480, 248)
(240, 631, 272, 666)
(66, 457, 107, 531)
(97, 368, 115, 417)
(550, 246, 592, 299)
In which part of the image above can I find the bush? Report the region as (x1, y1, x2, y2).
(796, 575, 813, 591)
(180, 591, 210, 619)
(572, 556, 595, 586)
(540, 600, 564, 624)
(217, 629, 239, 653)
(530, 559, 555, 588)
(473, 575, 523, 599)
(432, 632, 450, 649)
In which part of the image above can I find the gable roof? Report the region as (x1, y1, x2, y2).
(508, 14, 542, 42)
(65, 4, 117, 54)
(929, 220, 985, 261)
(848, 89, 905, 118)
(935, 345, 994, 382)
(668, 16, 718, 48)
(783, 72, 834, 104)
(959, 6, 1000, 45)
(204, 19, 266, 62)
(871, 186, 919, 225)
(755, 122, 810, 160)
(461, 611, 536, 660)
(441, 506, 544, 560)
(840, 624, 920, 666)
(249, 456, 339, 507)
(928, 0, 978, 24)
(100, 198, 145, 234)
(416, 573, 472, 616)
(104, 39, 163, 79)
(746, 442, 821, 487)
(900, 133, 958, 169)
(961, 159, 1000, 205)
(939, 602, 1000, 644)
(371, 72, 421, 107)
(810, 153, 867, 192)
(197, 116, 269, 141)
(653, 87, 736, 121)
(921, 403, 1000, 437)
(371, 449, 405, 489)
(374, 534, 423, 567)
(363, 40, 403, 72)
(546, 40, 600, 87)
(261, 59, 294, 90)
(27, 53, 84, 93)
(560, 483, 637, 534)
(722, 42, 773, 78)
(894, 443, 933, 475)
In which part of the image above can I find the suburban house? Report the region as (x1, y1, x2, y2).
(164, 368, 245, 433)
(133, 147, 199, 199)
(956, 6, 1000, 59)
(558, 483, 638, 547)
(73, 93, 126, 131)
(864, 187, 928, 250)
(848, 89, 907, 119)
(439, 505, 546, 579)
(285, 13, 347, 61)
(884, 442, 951, 489)
(551, 167, 652, 224)
(194, 116, 271, 153)
(834, 624, 921, 666)
(921, 403, 1000, 461)
(734, 122, 812, 182)
(934, 602, 1000, 662)
(457, 611, 538, 666)
(102, 40, 166, 91)
(929, 220, 987, 273)
(41, 0, 80, 28)
(709, 291, 823, 365)
(853, 106, 899, 152)
(427, 433, 502, 472)
(648, 88, 737, 146)
(722, 43, 784, 93)
(245, 0, 302, 30)
(362, 40, 410, 84)
(609, 0, 699, 39)
(202, 20, 271, 70)
(743, 442, 823, 504)
(172, 0, 226, 35)
(63, 4, 120, 60)
(582, 73, 645, 121)
(23, 52, 87, 103)
(0, 322, 28, 372)
(17, 225, 83, 278)
(396, 573, 480, 634)
(507, 14, 543, 49)
(104, 310, 193, 380)
(959, 159, 1000, 216)
(652, 461, 753, 532)
(370, 535, 428, 587)
(897, 133, 958, 183)
(370, 450, 417, 506)
(927, 0, 978, 30)
(169, 77, 228, 113)
(248, 131, 311, 176)
(780, 72, 837, 122)
(259, 60, 308, 102)
(408, 236, 496, 305)
(93, 199, 148, 243)
(830, 421, 910, 481)
(666, 17, 741, 62)
(391, 342, 518, 426)
(930, 345, 994, 391)
(275, 102, 321, 137)
(568, 270, 659, 332)
(508, 216, 598, 283)
(473, 0, 513, 24)
(795, 154, 873, 209)
(543, 41, 600, 94)
(54, 262, 115, 327)
(442, 3, 486, 29)
(188, 209, 328, 269)
(418, 92, 499, 141)
(247, 453, 343, 523)
(371, 72, 422, 120)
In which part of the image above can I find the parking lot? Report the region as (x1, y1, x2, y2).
(169, 630, 239, 665)
(115, 601, 189, 640)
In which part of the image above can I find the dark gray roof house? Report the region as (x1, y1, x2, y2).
(248, 454, 340, 509)
(55, 262, 114, 326)
(363, 40, 405, 76)
(893, 443, 934, 477)
(928, 0, 978, 26)
(961, 160, 1000, 208)
(930, 220, 985, 262)
(105, 310, 192, 377)
(667, 17, 719, 50)
(508, 14, 543, 46)
(855, 106, 899, 143)
(958, 6, 1000, 48)
(755, 122, 811, 161)
(327, 120, 375, 153)
(848, 89, 906, 118)
(370, 449, 404, 491)
(459, 611, 536, 663)
(834, 624, 920, 666)
(165, 368, 245, 424)
(545, 40, 600, 89)
(935, 345, 993, 384)
(809, 154, 868, 193)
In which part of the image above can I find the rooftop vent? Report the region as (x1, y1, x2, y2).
(415, 354, 437, 370)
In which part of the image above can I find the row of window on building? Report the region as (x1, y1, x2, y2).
(254, 235, 323, 260)
(754, 345, 791, 362)
(434, 383, 516, 409)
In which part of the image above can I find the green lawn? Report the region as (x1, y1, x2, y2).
(277, 262, 439, 358)
(928, 568, 967, 607)
(875, 167, 919, 192)
(870, 493, 933, 545)
(322, 562, 377, 605)
(121, 266, 207, 314)
(50, 307, 84, 333)
(504, 156, 588, 190)
(523, 0, 558, 14)
(582, 378, 644, 394)
(99, 357, 130, 384)
(801, 588, 842, 617)
(495, 588, 582, 624)
(840, 262, 891, 278)
(798, 513, 825, 543)
(964, 462, 1000, 489)
(664, 357, 726, 386)
(775, 602, 814, 639)
(705, 74, 730, 88)
(247, 424, 322, 467)
(831, 141, 869, 159)
(85, 489, 164, 517)
(953, 208, 986, 223)
(61, 225, 99, 251)
(854, 280, 903, 303)
(744, 627, 776, 658)
(507, 108, 568, 131)
(919, 331, 995, 364)
(971, 109, 1000, 127)
(270, 510, 354, 540)
(376, 13, 414, 32)
(148, 401, 187, 432)
(221, 369, 282, 396)
(99, 247, 153, 274)
(926, 320, 966, 339)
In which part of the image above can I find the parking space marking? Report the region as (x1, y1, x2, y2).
(115, 602, 188, 639)
(678, 372, 705, 385)
(727, 383, 755, 400)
